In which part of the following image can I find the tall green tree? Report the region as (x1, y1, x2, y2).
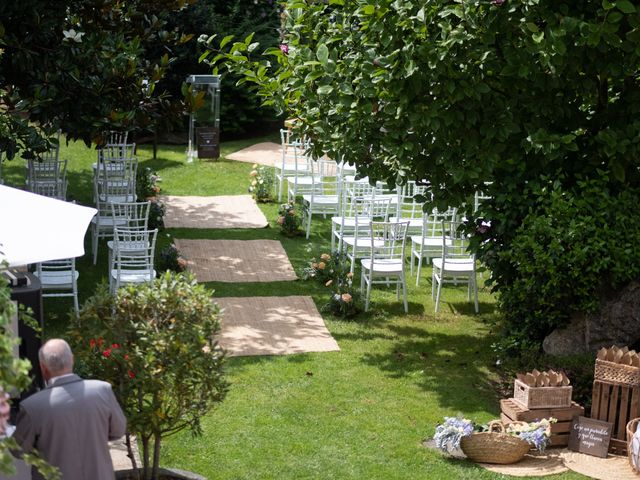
(209, 0, 640, 348)
(0, 0, 196, 158)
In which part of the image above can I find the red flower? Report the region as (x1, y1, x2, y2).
(89, 339, 96, 348)
(111, 343, 120, 349)
(97, 337, 104, 346)
(123, 354, 130, 361)
(102, 349, 112, 358)
(128, 370, 135, 379)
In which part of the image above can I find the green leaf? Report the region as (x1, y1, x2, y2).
(317, 44, 329, 65)
(526, 22, 539, 33)
(616, 0, 636, 13)
(532, 32, 545, 43)
(362, 5, 375, 15)
(317, 85, 334, 95)
(219, 35, 234, 49)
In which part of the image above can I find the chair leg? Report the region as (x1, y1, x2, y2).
(434, 272, 443, 313)
(402, 276, 408, 313)
(331, 225, 336, 251)
(92, 229, 98, 265)
(305, 206, 312, 239)
(473, 274, 479, 313)
(277, 175, 283, 201)
(416, 254, 423, 286)
(364, 271, 372, 312)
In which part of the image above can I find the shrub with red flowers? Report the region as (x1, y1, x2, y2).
(69, 272, 228, 480)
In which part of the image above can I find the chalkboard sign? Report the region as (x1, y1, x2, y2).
(568, 416, 613, 458)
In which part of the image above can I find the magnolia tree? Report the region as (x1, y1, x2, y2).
(207, 0, 640, 350)
(70, 273, 228, 480)
(0, 0, 197, 158)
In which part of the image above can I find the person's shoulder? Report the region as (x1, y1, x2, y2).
(82, 379, 115, 391)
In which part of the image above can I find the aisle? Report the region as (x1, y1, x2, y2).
(169, 179, 340, 358)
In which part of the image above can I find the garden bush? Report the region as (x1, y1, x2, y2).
(479, 177, 640, 348)
(69, 274, 228, 480)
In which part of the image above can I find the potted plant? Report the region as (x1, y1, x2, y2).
(69, 272, 228, 480)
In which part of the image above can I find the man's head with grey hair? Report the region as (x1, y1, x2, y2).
(39, 339, 74, 380)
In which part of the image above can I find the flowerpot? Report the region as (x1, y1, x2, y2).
(115, 467, 206, 480)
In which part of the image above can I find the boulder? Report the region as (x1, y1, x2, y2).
(543, 281, 640, 355)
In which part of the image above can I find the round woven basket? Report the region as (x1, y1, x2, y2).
(626, 417, 640, 474)
(461, 421, 531, 465)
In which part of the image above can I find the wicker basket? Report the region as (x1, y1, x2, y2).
(627, 418, 640, 474)
(513, 379, 572, 409)
(595, 359, 640, 387)
(460, 421, 531, 465)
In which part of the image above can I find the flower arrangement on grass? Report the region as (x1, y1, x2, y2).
(302, 251, 362, 318)
(277, 202, 303, 236)
(433, 416, 554, 454)
(70, 273, 228, 480)
(248, 164, 274, 203)
(156, 241, 187, 273)
(136, 167, 162, 200)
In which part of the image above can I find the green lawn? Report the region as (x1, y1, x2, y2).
(3, 137, 587, 479)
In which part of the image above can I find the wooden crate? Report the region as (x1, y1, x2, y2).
(500, 398, 584, 447)
(591, 380, 640, 455)
(513, 379, 573, 409)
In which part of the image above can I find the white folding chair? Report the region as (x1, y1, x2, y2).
(301, 169, 341, 239)
(390, 181, 429, 234)
(110, 227, 158, 293)
(34, 258, 80, 315)
(276, 129, 312, 201)
(90, 198, 129, 264)
(360, 220, 410, 313)
(432, 220, 479, 313)
(341, 197, 392, 272)
(94, 156, 137, 204)
(410, 207, 458, 286)
(27, 158, 68, 200)
(106, 201, 151, 270)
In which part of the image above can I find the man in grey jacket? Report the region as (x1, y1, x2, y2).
(13, 338, 127, 480)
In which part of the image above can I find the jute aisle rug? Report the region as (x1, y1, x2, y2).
(226, 142, 339, 175)
(226, 142, 281, 167)
(174, 239, 297, 283)
(215, 296, 340, 356)
(162, 195, 268, 229)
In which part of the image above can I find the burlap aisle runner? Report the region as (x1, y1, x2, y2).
(226, 142, 281, 167)
(174, 239, 297, 283)
(226, 142, 338, 175)
(162, 195, 268, 229)
(215, 296, 340, 356)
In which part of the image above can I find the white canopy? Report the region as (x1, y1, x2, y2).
(0, 185, 97, 267)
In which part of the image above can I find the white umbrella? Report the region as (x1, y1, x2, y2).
(0, 185, 97, 267)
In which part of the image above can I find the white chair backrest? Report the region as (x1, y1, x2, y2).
(396, 181, 429, 219)
(99, 143, 136, 162)
(370, 221, 409, 261)
(114, 227, 158, 269)
(423, 207, 458, 238)
(441, 220, 472, 259)
(102, 130, 130, 146)
(37, 258, 75, 277)
(95, 157, 137, 201)
(110, 201, 151, 230)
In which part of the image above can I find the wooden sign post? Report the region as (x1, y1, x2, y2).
(568, 416, 613, 458)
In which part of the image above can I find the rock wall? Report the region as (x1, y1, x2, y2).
(543, 281, 640, 355)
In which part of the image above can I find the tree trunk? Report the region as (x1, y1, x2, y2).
(125, 432, 140, 479)
(152, 432, 162, 480)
